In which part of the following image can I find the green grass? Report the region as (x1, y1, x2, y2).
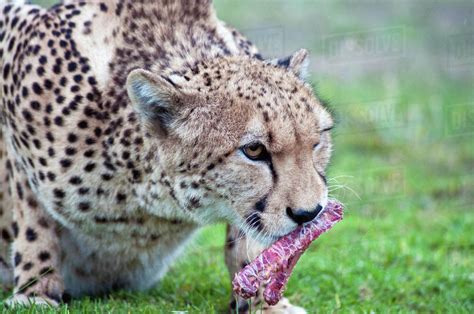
(2, 0, 473, 313)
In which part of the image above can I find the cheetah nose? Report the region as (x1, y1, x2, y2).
(286, 204, 323, 225)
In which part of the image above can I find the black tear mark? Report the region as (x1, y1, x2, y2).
(268, 159, 278, 182)
(255, 196, 267, 212)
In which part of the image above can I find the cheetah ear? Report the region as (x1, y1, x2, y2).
(126, 69, 183, 136)
(267, 49, 310, 81)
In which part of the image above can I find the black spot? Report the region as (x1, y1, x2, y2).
(30, 101, 41, 111)
(14, 276, 19, 286)
(67, 61, 77, 72)
(121, 151, 130, 160)
(73, 74, 83, 83)
(38, 218, 49, 229)
(69, 176, 82, 185)
(22, 109, 33, 122)
(85, 137, 96, 145)
(116, 193, 126, 203)
(78, 187, 89, 195)
(53, 188, 65, 198)
(67, 133, 78, 143)
(59, 76, 68, 86)
(65, 147, 76, 156)
(38, 157, 48, 167)
(84, 162, 96, 172)
(38, 251, 51, 262)
(12, 222, 19, 238)
(52, 63, 61, 74)
(21, 86, 29, 98)
(77, 120, 88, 129)
(14, 252, 22, 266)
(16, 183, 24, 200)
(44, 79, 53, 90)
(78, 202, 90, 211)
(2, 63, 10, 79)
(56, 95, 66, 104)
(99, 3, 108, 12)
(39, 266, 54, 276)
(84, 149, 95, 158)
(1, 229, 11, 241)
(39, 55, 47, 65)
(262, 111, 270, 122)
(32, 82, 43, 95)
(23, 262, 33, 271)
(25, 228, 38, 242)
(57, 157, 72, 168)
(47, 172, 56, 181)
(87, 76, 97, 85)
(47, 146, 55, 157)
(101, 173, 113, 181)
(2, 5, 12, 15)
(54, 116, 64, 126)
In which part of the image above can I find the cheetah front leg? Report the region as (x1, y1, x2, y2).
(0, 186, 13, 290)
(5, 170, 63, 307)
(224, 225, 306, 314)
(0, 134, 13, 289)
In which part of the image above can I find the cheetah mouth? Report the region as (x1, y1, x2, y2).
(243, 222, 284, 246)
(233, 200, 344, 305)
(243, 203, 333, 246)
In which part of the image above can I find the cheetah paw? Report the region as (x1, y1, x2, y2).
(231, 297, 306, 314)
(257, 298, 306, 314)
(5, 294, 60, 308)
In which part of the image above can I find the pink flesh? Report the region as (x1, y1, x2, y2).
(232, 200, 344, 305)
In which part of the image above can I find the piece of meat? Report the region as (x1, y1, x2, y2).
(232, 200, 344, 305)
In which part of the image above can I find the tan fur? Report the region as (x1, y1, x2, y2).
(0, 1, 333, 312)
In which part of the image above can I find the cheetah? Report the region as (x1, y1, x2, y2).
(0, 0, 334, 312)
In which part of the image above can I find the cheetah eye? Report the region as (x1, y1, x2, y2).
(241, 143, 268, 161)
(313, 142, 320, 149)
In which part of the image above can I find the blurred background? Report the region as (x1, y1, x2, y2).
(26, 0, 474, 312)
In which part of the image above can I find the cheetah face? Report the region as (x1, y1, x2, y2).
(127, 49, 333, 245)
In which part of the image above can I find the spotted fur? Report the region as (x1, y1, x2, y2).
(0, 0, 333, 312)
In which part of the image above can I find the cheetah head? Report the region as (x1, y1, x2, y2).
(126, 49, 333, 245)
